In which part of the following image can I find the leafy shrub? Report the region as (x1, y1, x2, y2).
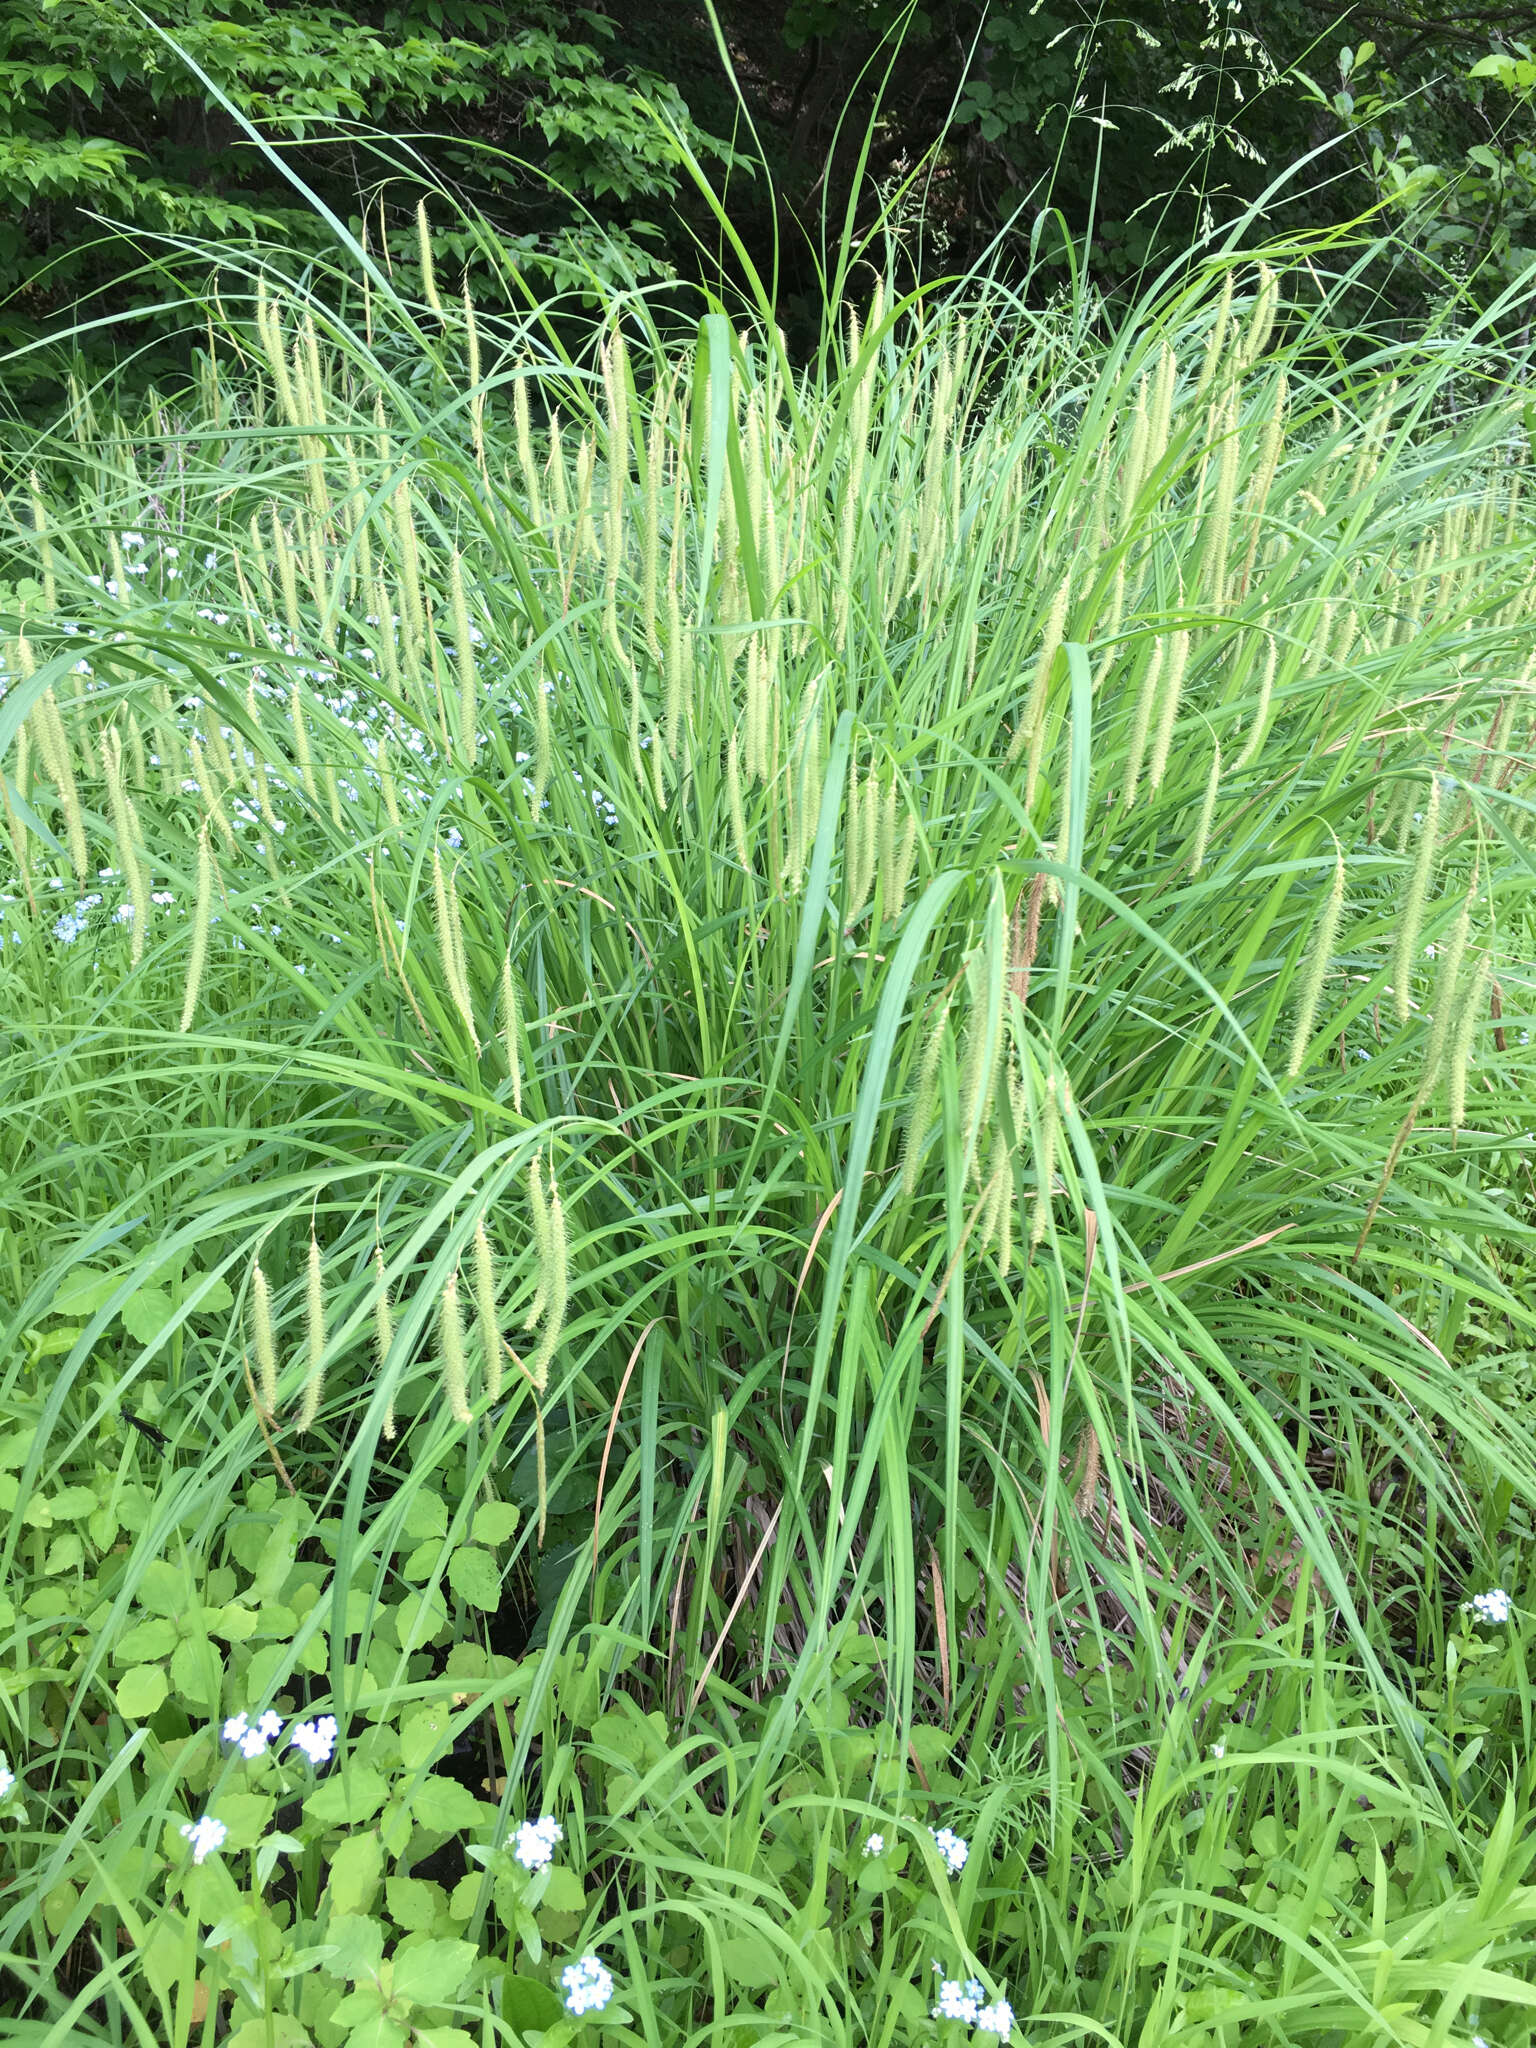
(0, 0, 738, 370)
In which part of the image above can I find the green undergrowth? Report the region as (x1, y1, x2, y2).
(1, 183, 1535, 2044)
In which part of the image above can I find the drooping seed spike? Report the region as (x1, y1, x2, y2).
(252, 1261, 279, 1416)
(372, 1246, 397, 1441)
(1393, 774, 1441, 1024)
(473, 1219, 503, 1404)
(1286, 849, 1347, 1077)
(440, 1271, 472, 1425)
(179, 820, 215, 1032)
(297, 1233, 326, 1432)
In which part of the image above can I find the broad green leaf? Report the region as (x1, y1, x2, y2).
(141, 1914, 195, 2003)
(500, 1974, 564, 2033)
(170, 1633, 223, 1710)
(470, 1501, 519, 1546)
(394, 1590, 449, 1649)
(225, 2020, 311, 2048)
(327, 1830, 384, 1916)
(187, 1273, 234, 1313)
(385, 1876, 445, 1932)
(321, 1913, 384, 1983)
(136, 1560, 190, 1616)
(539, 1867, 584, 1915)
(400, 1490, 447, 1541)
(305, 1765, 389, 1828)
(399, 1703, 452, 1772)
(47, 1486, 99, 1519)
(719, 1933, 780, 1989)
(340, 2017, 408, 2048)
(115, 1664, 168, 1717)
(49, 1269, 118, 1317)
(214, 1792, 275, 1852)
(447, 1546, 500, 1610)
(411, 1775, 491, 1833)
(121, 1287, 174, 1344)
(391, 1937, 477, 2007)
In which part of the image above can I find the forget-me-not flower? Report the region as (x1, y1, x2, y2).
(1471, 1588, 1512, 1624)
(561, 1954, 615, 2016)
(290, 1715, 338, 1766)
(931, 1826, 969, 1874)
(512, 1814, 563, 1870)
(180, 1814, 227, 1863)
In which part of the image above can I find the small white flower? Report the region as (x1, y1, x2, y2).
(863, 1831, 885, 1857)
(931, 1825, 969, 1874)
(289, 1715, 338, 1766)
(1211, 1741, 1225, 1759)
(1471, 1588, 1512, 1625)
(931, 1974, 981, 2024)
(180, 1814, 227, 1863)
(512, 1814, 563, 1870)
(561, 1954, 615, 2016)
(976, 1999, 1014, 2039)
(223, 1709, 283, 1758)
(0, 1756, 16, 1799)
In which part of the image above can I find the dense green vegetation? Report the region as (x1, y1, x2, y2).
(2, 0, 1533, 374)
(2, 103, 1536, 2048)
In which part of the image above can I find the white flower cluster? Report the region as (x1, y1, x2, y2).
(512, 1813, 564, 1870)
(290, 1715, 339, 1766)
(221, 1708, 337, 1765)
(180, 1814, 228, 1864)
(1470, 1588, 1512, 1625)
(0, 1754, 16, 1801)
(931, 1825, 969, 1874)
(932, 1968, 1014, 2039)
(863, 1832, 885, 1857)
(222, 1709, 282, 1758)
(561, 1954, 615, 2016)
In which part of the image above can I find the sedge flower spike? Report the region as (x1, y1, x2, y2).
(561, 1955, 615, 2017)
(512, 1814, 563, 1870)
(180, 1814, 228, 1864)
